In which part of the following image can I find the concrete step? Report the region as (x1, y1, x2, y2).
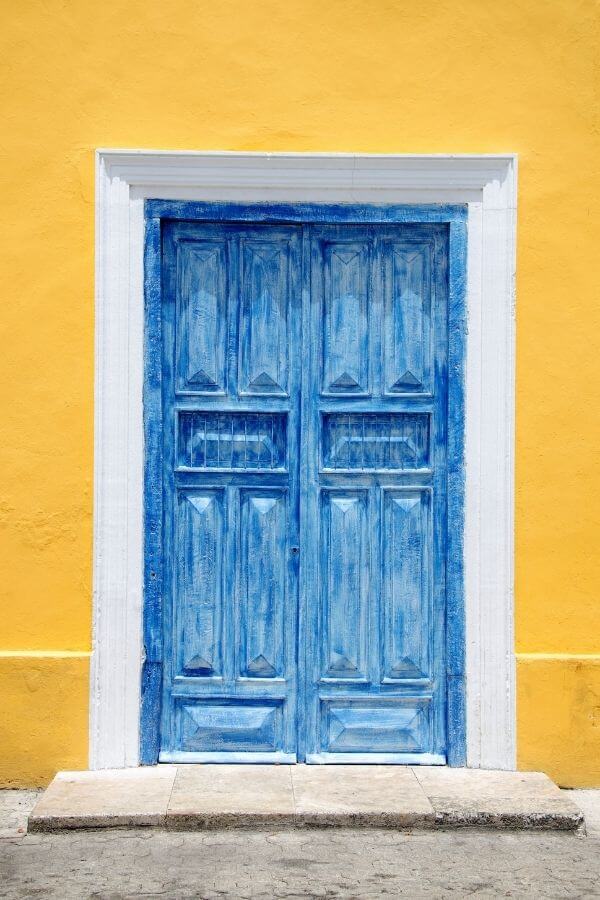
(28, 765, 584, 833)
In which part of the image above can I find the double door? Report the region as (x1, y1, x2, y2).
(154, 217, 449, 763)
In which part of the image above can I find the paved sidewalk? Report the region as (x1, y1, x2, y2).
(28, 765, 583, 832)
(1, 789, 599, 898)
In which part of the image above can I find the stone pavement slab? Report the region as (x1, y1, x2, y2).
(167, 764, 295, 828)
(28, 766, 177, 832)
(28, 765, 585, 833)
(0, 790, 41, 839)
(291, 764, 434, 827)
(413, 767, 583, 830)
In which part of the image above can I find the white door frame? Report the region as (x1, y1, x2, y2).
(91, 150, 517, 770)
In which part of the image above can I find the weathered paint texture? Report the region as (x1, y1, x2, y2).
(144, 204, 465, 766)
(1, 0, 600, 785)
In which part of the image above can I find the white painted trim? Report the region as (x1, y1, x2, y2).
(92, 150, 517, 770)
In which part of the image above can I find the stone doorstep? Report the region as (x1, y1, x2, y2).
(27, 765, 585, 834)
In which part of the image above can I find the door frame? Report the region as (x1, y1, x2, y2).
(142, 204, 466, 766)
(92, 151, 517, 770)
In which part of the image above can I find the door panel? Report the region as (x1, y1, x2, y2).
(174, 699, 285, 754)
(155, 216, 450, 764)
(321, 698, 432, 755)
(321, 412, 430, 471)
(176, 490, 224, 678)
(176, 239, 228, 394)
(320, 490, 370, 681)
(381, 489, 431, 681)
(383, 242, 432, 394)
(239, 238, 290, 396)
(239, 489, 287, 679)
(321, 241, 371, 395)
(177, 411, 288, 471)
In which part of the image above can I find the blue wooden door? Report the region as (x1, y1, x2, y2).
(148, 210, 456, 765)
(301, 225, 448, 763)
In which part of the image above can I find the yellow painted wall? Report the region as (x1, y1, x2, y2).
(1, 0, 599, 786)
(0, 654, 90, 787)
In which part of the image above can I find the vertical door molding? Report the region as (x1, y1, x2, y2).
(93, 151, 517, 770)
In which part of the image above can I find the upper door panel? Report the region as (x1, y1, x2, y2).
(172, 223, 300, 400)
(311, 225, 437, 401)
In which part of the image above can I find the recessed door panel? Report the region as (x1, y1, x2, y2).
(239, 490, 287, 679)
(320, 490, 369, 680)
(382, 489, 431, 681)
(176, 490, 224, 678)
(321, 699, 431, 754)
(384, 242, 432, 395)
(322, 413, 430, 471)
(177, 411, 287, 471)
(239, 238, 292, 396)
(175, 700, 284, 753)
(320, 241, 370, 395)
(176, 241, 228, 394)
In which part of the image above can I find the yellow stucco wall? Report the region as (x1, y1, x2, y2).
(0, 654, 90, 787)
(1, 0, 599, 786)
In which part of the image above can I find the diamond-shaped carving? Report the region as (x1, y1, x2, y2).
(329, 652, 358, 673)
(330, 372, 360, 390)
(403, 252, 420, 265)
(184, 655, 213, 675)
(188, 495, 214, 514)
(246, 654, 276, 677)
(193, 248, 218, 262)
(250, 497, 278, 515)
(332, 249, 359, 265)
(392, 497, 420, 512)
(188, 368, 219, 388)
(391, 370, 422, 390)
(251, 248, 280, 265)
(329, 711, 347, 744)
(331, 497, 357, 514)
(389, 658, 427, 678)
(248, 371, 281, 390)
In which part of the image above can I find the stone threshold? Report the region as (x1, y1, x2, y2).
(28, 765, 584, 833)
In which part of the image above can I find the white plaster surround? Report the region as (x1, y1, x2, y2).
(92, 151, 517, 770)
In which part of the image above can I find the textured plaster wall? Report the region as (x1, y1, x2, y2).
(1, 0, 599, 786)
